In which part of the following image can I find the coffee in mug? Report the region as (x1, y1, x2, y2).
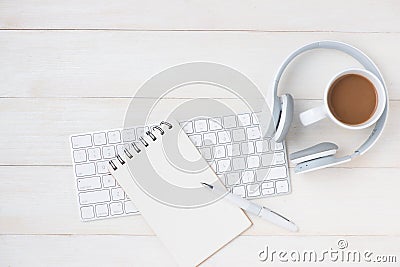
(327, 74, 377, 125)
(299, 68, 386, 130)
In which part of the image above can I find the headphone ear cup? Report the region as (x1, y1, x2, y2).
(289, 142, 339, 164)
(274, 94, 294, 142)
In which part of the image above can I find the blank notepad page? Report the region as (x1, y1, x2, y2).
(109, 121, 252, 267)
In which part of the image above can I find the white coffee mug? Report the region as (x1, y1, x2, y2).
(299, 68, 386, 130)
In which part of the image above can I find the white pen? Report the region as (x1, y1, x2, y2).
(201, 182, 298, 232)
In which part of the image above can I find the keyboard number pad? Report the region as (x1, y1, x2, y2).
(183, 112, 290, 201)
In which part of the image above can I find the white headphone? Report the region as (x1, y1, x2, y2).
(272, 40, 389, 174)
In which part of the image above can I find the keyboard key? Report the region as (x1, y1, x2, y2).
(241, 171, 255, 183)
(207, 160, 217, 172)
(232, 157, 246, 170)
(232, 185, 246, 198)
(276, 180, 289, 193)
(188, 134, 202, 147)
(79, 190, 111, 205)
(110, 202, 124, 215)
(273, 152, 286, 165)
(246, 126, 261, 140)
(80, 206, 95, 219)
(227, 143, 241, 157)
(87, 147, 101, 161)
(217, 131, 232, 144)
(255, 168, 269, 182)
(77, 176, 101, 191)
(232, 128, 246, 142)
(124, 200, 139, 213)
(136, 127, 145, 137)
(203, 133, 217, 145)
(116, 144, 127, 156)
(121, 128, 136, 142)
(247, 155, 260, 168)
(107, 130, 121, 144)
(102, 146, 116, 159)
(111, 188, 125, 200)
(256, 140, 269, 153)
(237, 113, 251, 126)
(194, 119, 208, 132)
(251, 113, 260, 125)
(268, 166, 287, 179)
(97, 161, 110, 174)
(217, 159, 231, 172)
(262, 181, 274, 188)
(95, 204, 109, 217)
(247, 184, 261, 197)
(226, 172, 240, 186)
(261, 153, 274, 167)
(213, 145, 226, 159)
(209, 118, 223, 130)
(199, 147, 212, 160)
(71, 135, 92, 149)
(261, 184, 275, 195)
(273, 141, 284, 151)
(256, 166, 287, 180)
(180, 121, 194, 134)
(102, 174, 116, 187)
(93, 132, 107, 146)
(73, 149, 87, 163)
(218, 174, 226, 184)
(223, 115, 237, 128)
(75, 163, 96, 177)
(241, 142, 255, 154)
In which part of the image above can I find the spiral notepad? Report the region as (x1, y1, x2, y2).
(108, 120, 252, 267)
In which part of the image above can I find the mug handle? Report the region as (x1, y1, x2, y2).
(299, 106, 327, 126)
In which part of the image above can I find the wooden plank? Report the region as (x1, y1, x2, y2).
(0, 31, 399, 99)
(0, 98, 398, 167)
(1, 166, 399, 235)
(0, 0, 399, 32)
(1, 235, 400, 266)
(0, 235, 176, 267)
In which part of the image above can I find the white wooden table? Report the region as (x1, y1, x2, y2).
(1, 1, 400, 266)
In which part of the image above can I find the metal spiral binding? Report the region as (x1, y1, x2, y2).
(160, 121, 173, 129)
(109, 160, 117, 170)
(152, 125, 165, 135)
(146, 130, 157, 141)
(124, 148, 133, 159)
(139, 137, 149, 147)
(116, 154, 125, 165)
(131, 143, 141, 153)
(109, 121, 173, 170)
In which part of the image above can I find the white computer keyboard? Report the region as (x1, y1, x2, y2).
(181, 113, 290, 199)
(70, 113, 291, 221)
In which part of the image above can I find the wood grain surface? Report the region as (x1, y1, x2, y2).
(1, 1, 399, 266)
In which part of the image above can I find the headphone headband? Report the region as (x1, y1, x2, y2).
(272, 41, 389, 172)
